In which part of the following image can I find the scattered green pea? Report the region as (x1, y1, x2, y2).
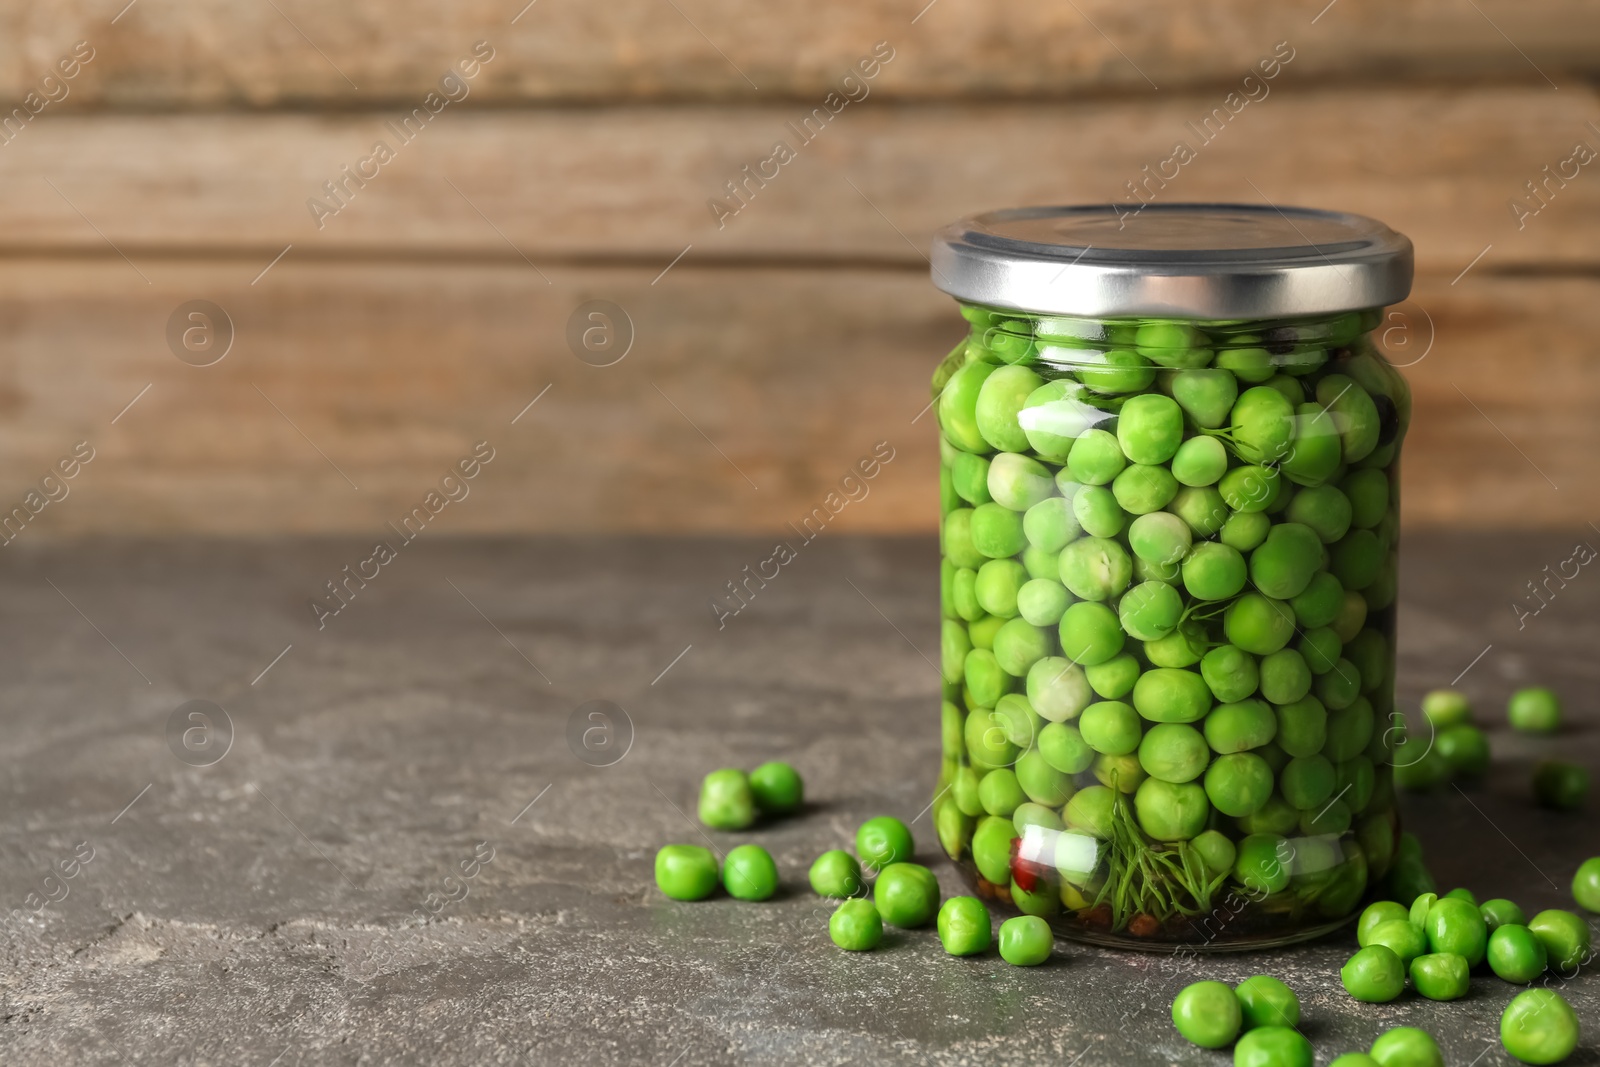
(721, 844, 779, 901)
(997, 914, 1053, 965)
(1235, 975, 1299, 1030)
(1434, 724, 1489, 779)
(1366, 919, 1427, 965)
(654, 844, 719, 901)
(829, 898, 883, 951)
(1341, 944, 1406, 1002)
(856, 816, 915, 870)
(1482, 897, 1528, 931)
(1527, 908, 1592, 973)
(1488, 924, 1548, 983)
(874, 862, 940, 927)
(699, 768, 756, 830)
(809, 849, 863, 899)
(937, 895, 992, 955)
(1420, 688, 1471, 728)
(1501, 988, 1579, 1065)
(1234, 1025, 1313, 1067)
(1424, 895, 1488, 966)
(1573, 857, 1600, 913)
(1358, 900, 1410, 946)
(1409, 951, 1470, 1000)
(1171, 980, 1242, 1048)
(748, 761, 804, 814)
(1508, 686, 1561, 733)
(1369, 1027, 1444, 1067)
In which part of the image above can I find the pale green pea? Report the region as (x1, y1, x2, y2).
(1016, 578, 1071, 626)
(1023, 497, 1079, 552)
(974, 364, 1044, 453)
(987, 451, 1055, 511)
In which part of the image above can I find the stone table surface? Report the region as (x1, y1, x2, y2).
(0, 532, 1596, 1066)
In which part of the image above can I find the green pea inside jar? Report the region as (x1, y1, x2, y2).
(929, 203, 1413, 949)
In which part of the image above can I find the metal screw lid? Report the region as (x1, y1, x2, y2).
(930, 203, 1413, 319)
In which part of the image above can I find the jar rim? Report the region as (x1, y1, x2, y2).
(931, 203, 1413, 320)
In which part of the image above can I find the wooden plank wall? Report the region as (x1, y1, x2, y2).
(0, 0, 1597, 537)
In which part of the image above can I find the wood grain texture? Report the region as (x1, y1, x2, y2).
(2, 87, 1598, 272)
(1, 0, 1596, 108)
(0, 258, 1591, 538)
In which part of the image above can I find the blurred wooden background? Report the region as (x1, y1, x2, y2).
(1, 0, 1597, 537)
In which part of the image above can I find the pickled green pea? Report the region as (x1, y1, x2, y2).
(1171, 434, 1229, 486)
(1131, 322, 1211, 367)
(1201, 645, 1260, 703)
(1023, 496, 1079, 552)
(1017, 578, 1070, 626)
(1332, 589, 1368, 642)
(1080, 654, 1137, 700)
(1128, 511, 1192, 568)
(857, 816, 915, 869)
(1435, 724, 1489, 778)
(1249, 522, 1323, 599)
(1021, 544, 1059, 580)
(998, 914, 1053, 965)
(1358, 900, 1411, 945)
(941, 700, 964, 757)
(1331, 528, 1383, 590)
(939, 359, 997, 453)
(1169, 485, 1230, 536)
(722, 843, 779, 901)
(1182, 542, 1248, 600)
(1574, 857, 1600, 912)
(1115, 392, 1184, 465)
(1425, 896, 1488, 966)
(1170, 369, 1239, 429)
(1533, 761, 1588, 810)
(937, 895, 992, 955)
(1528, 908, 1592, 972)
(1500, 989, 1579, 1065)
(1112, 463, 1179, 515)
(974, 559, 1027, 619)
(1370, 1027, 1444, 1067)
(1343, 628, 1387, 692)
(1063, 785, 1115, 838)
(1218, 464, 1281, 513)
(1291, 571, 1345, 628)
(1093, 752, 1146, 793)
(1054, 603, 1120, 668)
(1170, 980, 1242, 1048)
(1280, 401, 1343, 486)
(1038, 721, 1095, 775)
(1482, 898, 1529, 931)
(1336, 755, 1375, 811)
(1118, 580, 1183, 641)
(940, 462, 960, 515)
(965, 706, 1017, 767)
(1342, 467, 1389, 529)
(951, 565, 982, 621)
(1280, 754, 1335, 808)
(964, 648, 1009, 708)
(749, 761, 803, 814)
(1260, 650, 1313, 705)
(952, 765, 982, 816)
(975, 365, 1044, 452)
(1341, 944, 1405, 1002)
(1204, 752, 1274, 817)
(655, 844, 719, 900)
(829, 898, 883, 950)
(1228, 386, 1296, 463)
(699, 767, 756, 830)
(1273, 696, 1326, 757)
(1058, 536, 1132, 601)
(1286, 483, 1353, 543)
(1234, 832, 1290, 894)
(1315, 659, 1361, 710)
(1065, 428, 1126, 486)
(970, 502, 1027, 558)
(992, 618, 1050, 677)
(1132, 668, 1213, 723)
(1366, 919, 1426, 965)
(1509, 686, 1561, 733)
(1204, 698, 1277, 752)
(1224, 593, 1296, 655)
(1078, 347, 1157, 394)
(1079, 700, 1142, 756)
(1071, 484, 1127, 538)
(874, 862, 940, 927)
(1138, 722, 1209, 783)
(1235, 1026, 1312, 1067)
(1133, 554, 1182, 585)
(942, 508, 987, 569)
(810, 850, 864, 898)
(1015, 748, 1074, 806)
(950, 451, 993, 505)
(941, 620, 971, 684)
(1317, 374, 1381, 463)
(972, 814, 1017, 884)
(1192, 829, 1238, 877)
(1216, 345, 1274, 383)
(1026, 656, 1094, 722)
(1220, 509, 1272, 552)
(982, 321, 1036, 364)
(1012, 801, 1062, 834)
(1488, 924, 1548, 983)
(1134, 778, 1209, 840)
(986, 452, 1054, 511)
(978, 767, 1026, 816)
(1145, 621, 1208, 668)
(1238, 796, 1297, 835)
(968, 614, 1004, 651)
(1235, 975, 1299, 1030)
(1021, 380, 1091, 462)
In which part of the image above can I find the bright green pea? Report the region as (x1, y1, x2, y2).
(970, 502, 1027, 558)
(1079, 700, 1142, 756)
(1500, 989, 1579, 1065)
(986, 452, 1054, 511)
(1015, 748, 1074, 806)
(1036, 725, 1093, 778)
(978, 767, 1026, 816)
(1424, 896, 1488, 966)
(1093, 751, 1146, 793)
(1280, 401, 1343, 486)
(1132, 668, 1212, 724)
(1055, 604, 1122, 669)
(1182, 542, 1248, 601)
(974, 558, 1026, 619)
(1071, 484, 1127, 538)
(1358, 900, 1411, 945)
(1020, 380, 1093, 462)
(1027, 656, 1094, 722)
(1341, 944, 1405, 1002)
(1063, 785, 1114, 838)
(950, 451, 993, 506)
(655, 844, 719, 900)
(1234, 832, 1290, 894)
(992, 618, 1050, 676)
(1133, 322, 1212, 368)
(809, 849, 863, 898)
(1021, 543, 1059, 580)
(964, 648, 1009, 708)
(1229, 386, 1296, 463)
(1318, 374, 1381, 463)
(1291, 571, 1345, 628)
(1058, 536, 1132, 601)
(1483, 898, 1528, 931)
(1023, 496, 1079, 552)
(1216, 345, 1275, 383)
(997, 914, 1053, 965)
(1133, 554, 1183, 585)
(1294, 627, 1340, 675)
(1143, 619, 1207, 668)
(1260, 649, 1313, 705)
(1201, 645, 1260, 703)
(1119, 580, 1183, 641)
(749, 761, 803, 814)
(1488, 924, 1549, 983)
(1218, 464, 1281, 513)
(1085, 652, 1140, 699)
(1435, 724, 1490, 778)
(1017, 578, 1070, 626)
(1235, 1026, 1312, 1067)
(1509, 687, 1562, 733)
(1249, 522, 1323, 600)
(938, 359, 997, 453)
(1336, 755, 1375, 811)
(1273, 695, 1326, 757)
(1135, 778, 1209, 840)
(1117, 393, 1184, 464)
(937, 895, 992, 955)
(952, 765, 982, 816)
(1077, 346, 1156, 394)
(971, 814, 1017, 884)
(1170, 369, 1238, 429)
(1533, 761, 1588, 810)
(968, 614, 1004, 651)
(722, 843, 779, 901)
(1203, 753, 1273, 817)
(1168, 485, 1230, 536)
(1220, 509, 1272, 552)
(975, 365, 1044, 453)
(1528, 908, 1592, 973)
(829, 898, 883, 950)
(874, 862, 940, 927)
(1574, 857, 1600, 913)
(1287, 483, 1353, 543)
(1204, 698, 1277, 753)
(856, 816, 915, 869)
(1171, 434, 1229, 486)
(699, 768, 756, 830)
(1012, 801, 1062, 835)
(1127, 511, 1192, 567)
(1170, 980, 1242, 1048)
(1235, 974, 1299, 1030)
(1066, 428, 1127, 485)
(1112, 462, 1179, 515)
(1192, 829, 1238, 877)
(1367, 918, 1426, 965)
(1138, 722, 1209, 783)
(1420, 688, 1471, 728)
(942, 508, 987, 569)
(1370, 1027, 1444, 1067)
(1224, 593, 1296, 655)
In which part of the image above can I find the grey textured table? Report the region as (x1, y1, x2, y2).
(1, 533, 1596, 1065)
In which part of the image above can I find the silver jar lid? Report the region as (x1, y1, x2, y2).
(930, 203, 1412, 319)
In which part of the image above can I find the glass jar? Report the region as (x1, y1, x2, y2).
(927, 205, 1413, 950)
